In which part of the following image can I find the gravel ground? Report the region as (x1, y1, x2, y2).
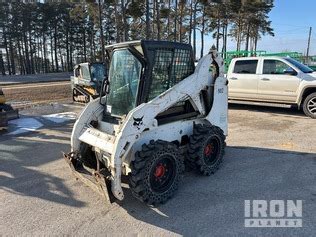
(0, 103, 315, 236)
(228, 104, 316, 153)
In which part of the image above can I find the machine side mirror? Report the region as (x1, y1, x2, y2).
(284, 68, 297, 76)
(99, 76, 109, 105)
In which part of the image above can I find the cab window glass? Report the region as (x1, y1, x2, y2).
(263, 60, 294, 74)
(107, 49, 142, 116)
(233, 60, 258, 74)
(90, 64, 106, 82)
(81, 66, 91, 80)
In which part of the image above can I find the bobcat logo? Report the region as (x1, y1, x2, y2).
(133, 116, 144, 130)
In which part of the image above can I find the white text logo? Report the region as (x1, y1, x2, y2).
(244, 200, 302, 228)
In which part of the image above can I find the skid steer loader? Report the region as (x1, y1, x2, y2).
(64, 40, 228, 206)
(71, 62, 106, 103)
(0, 88, 19, 129)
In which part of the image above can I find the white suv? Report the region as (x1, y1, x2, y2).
(227, 56, 316, 118)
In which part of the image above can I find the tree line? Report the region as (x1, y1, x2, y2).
(0, 0, 274, 76)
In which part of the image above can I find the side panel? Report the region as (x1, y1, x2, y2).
(257, 74, 300, 102)
(206, 76, 228, 135)
(257, 59, 300, 103)
(70, 99, 104, 152)
(228, 59, 259, 100)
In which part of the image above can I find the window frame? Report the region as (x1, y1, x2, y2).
(147, 48, 195, 101)
(106, 48, 143, 116)
(81, 65, 91, 81)
(233, 59, 259, 74)
(262, 59, 297, 75)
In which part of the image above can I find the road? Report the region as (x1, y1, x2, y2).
(1, 105, 316, 236)
(0, 72, 71, 86)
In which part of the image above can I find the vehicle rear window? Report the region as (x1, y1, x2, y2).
(233, 60, 258, 74)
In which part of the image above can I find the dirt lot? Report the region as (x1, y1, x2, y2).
(1, 102, 315, 236)
(2, 82, 71, 108)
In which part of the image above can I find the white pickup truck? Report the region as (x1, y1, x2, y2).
(227, 56, 316, 118)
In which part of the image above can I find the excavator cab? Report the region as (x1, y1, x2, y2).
(100, 40, 196, 117)
(72, 62, 107, 103)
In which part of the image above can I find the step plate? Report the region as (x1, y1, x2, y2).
(79, 127, 115, 154)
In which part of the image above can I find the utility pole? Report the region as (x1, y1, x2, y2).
(306, 27, 312, 63)
(98, 0, 105, 61)
(193, 1, 197, 59)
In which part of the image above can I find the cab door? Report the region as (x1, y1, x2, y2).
(228, 59, 259, 100)
(257, 59, 300, 103)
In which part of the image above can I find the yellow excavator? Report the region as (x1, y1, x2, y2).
(0, 88, 19, 129)
(71, 62, 106, 103)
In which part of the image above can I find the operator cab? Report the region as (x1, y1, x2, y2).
(90, 63, 106, 93)
(102, 40, 196, 123)
(74, 62, 106, 90)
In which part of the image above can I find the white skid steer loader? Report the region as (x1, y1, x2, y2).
(64, 40, 228, 206)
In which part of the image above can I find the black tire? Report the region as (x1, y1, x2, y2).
(303, 92, 316, 119)
(85, 95, 90, 104)
(187, 124, 225, 176)
(129, 140, 185, 206)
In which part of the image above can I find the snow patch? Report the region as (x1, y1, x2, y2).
(42, 112, 77, 123)
(7, 112, 77, 136)
(9, 118, 43, 135)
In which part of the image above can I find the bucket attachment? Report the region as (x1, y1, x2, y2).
(63, 152, 114, 204)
